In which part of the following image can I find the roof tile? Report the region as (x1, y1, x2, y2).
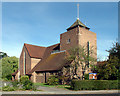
(67, 18, 90, 30)
(24, 43, 46, 59)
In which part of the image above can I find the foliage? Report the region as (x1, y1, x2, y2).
(71, 80, 118, 90)
(32, 85, 37, 91)
(92, 42, 120, 80)
(11, 80, 20, 88)
(84, 74, 89, 80)
(58, 75, 70, 85)
(20, 75, 29, 84)
(6, 74, 12, 80)
(65, 46, 95, 80)
(3, 75, 37, 91)
(107, 42, 120, 58)
(20, 75, 34, 90)
(22, 79, 33, 90)
(0, 52, 7, 59)
(2, 85, 16, 91)
(47, 76, 59, 85)
(2, 56, 18, 80)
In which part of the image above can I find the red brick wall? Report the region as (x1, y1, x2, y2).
(60, 27, 79, 51)
(20, 47, 24, 76)
(19, 45, 31, 76)
(78, 27, 97, 60)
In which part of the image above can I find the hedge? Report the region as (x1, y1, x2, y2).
(71, 80, 119, 90)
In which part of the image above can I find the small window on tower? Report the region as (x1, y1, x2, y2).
(67, 39, 70, 44)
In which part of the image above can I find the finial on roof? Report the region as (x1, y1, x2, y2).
(77, 3, 79, 19)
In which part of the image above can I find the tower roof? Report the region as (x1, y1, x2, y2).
(67, 18, 90, 31)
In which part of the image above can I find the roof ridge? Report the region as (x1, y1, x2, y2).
(24, 43, 46, 48)
(24, 43, 47, 59)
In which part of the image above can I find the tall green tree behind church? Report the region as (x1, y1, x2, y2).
(2, 56, 18, 80)
(93, 42, 120, 80)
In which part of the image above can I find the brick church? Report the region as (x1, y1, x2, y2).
(12, 18, 97, 83)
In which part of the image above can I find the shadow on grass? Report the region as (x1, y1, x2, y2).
(64, 86, 73, 90)
(44, 83, 49, 85)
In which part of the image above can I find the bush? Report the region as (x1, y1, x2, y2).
(71, 80, 118, 90)
(32, 85, 37, 91)
(108, 80, 118, 89)
(11, 80, 19, 88)
(47, 76, 59, 85)
(5, 74, 12, 80)
(58, 75, 70, 85)
(2, 85, 16, 91)
(85, 74, 89, 80)
(22, 79, 33, 90)
(20, 75, 29, 84)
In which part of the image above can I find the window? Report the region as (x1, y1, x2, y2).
(87, 41, 90, 68)
(67, 39, 70, 44)
(51, 50, 60, 54)
(24, 51, 26, 75)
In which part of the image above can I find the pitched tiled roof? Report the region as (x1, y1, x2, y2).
(24, 43, 47, 59)
(42, 43, 60, 59)
(27, 43, 66, 74)
(35, 52, 65, 72)
(67, 18, 90, 31)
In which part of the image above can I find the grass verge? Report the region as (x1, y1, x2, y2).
(34, 83, 71, 89)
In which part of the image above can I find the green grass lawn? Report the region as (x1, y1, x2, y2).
(34, 83, 70, 89)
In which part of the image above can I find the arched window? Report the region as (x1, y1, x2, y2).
(24, 51, 26, 75)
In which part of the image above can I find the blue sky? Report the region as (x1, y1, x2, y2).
(2, 2, 118, 60)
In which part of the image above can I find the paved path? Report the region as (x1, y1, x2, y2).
(1, 89, 119, 95)
(37, 86, 71, 92)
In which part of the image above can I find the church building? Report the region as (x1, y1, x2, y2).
(12, 18, 97, 83)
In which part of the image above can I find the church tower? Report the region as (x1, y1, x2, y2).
(60, 18, 97, 61)
(60, 3, 97, 59)
(60, 18, 97, 78)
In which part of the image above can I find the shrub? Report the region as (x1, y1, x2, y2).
(22, 79, 33, 90)
(5, 74, 12, 80)
(108, 80, 118, 89)
(20, 75, 29, 84)
(58, 75, 70, 85)
(71, 80, 118, 90)
(47, 76, 59, 85)
(2, 85, 16, 91)
(11, 80, 19, 88)
(19, 75, 35, 90)
(32, 85, 37, 91)
(85, 74, 89, 80)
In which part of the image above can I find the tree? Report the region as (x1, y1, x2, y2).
(92, 42, 120, 80)
(0, 52, 8, 59)
(64, 45, 96, 80)
(2, 56, 18, 80)
(106, 42, 120, 80)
